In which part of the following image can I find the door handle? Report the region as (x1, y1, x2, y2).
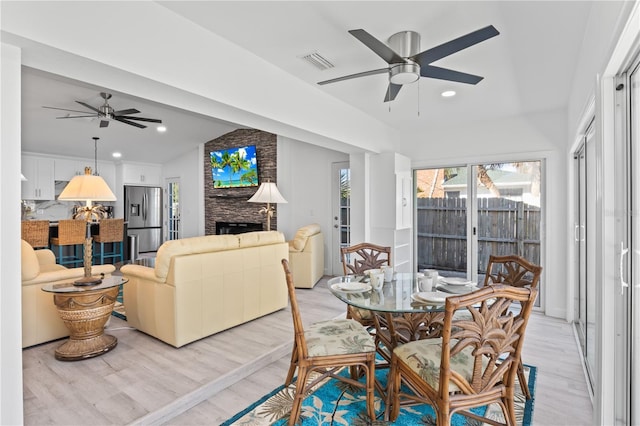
(620, 241, 629, 295)
(334, 224, 339, 228)
(142, 193, 147, 222)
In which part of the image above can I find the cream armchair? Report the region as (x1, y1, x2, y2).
(21, 239, 115, 348)
(288, 224, 324, 288)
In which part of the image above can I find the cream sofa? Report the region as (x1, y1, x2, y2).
(21, 239, 116, 348)
(288, 224, 324, 288)
(120, 231, 289, 348)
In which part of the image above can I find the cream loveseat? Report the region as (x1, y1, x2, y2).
(288, 224, 324, 288)
(120, 231, 289, 348)
(21, 239, 116, 348)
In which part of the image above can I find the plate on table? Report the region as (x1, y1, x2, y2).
(411, 291, 449, 304)
(440, 277, 475, 286)
(331, 282, 372, 293)
(437, 283, 479, 295)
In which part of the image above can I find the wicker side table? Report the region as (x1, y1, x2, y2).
(42, 276, 128, 361)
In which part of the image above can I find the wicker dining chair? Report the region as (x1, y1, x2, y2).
(483, 254, 542, 399)
(21, 220, 50, 249)
(281, 259, 377, 425)
(388, 284, 537, 426)
(50, 219, 86, 267)
(340, 243, 392, 330)
(93, 218, 124, 265)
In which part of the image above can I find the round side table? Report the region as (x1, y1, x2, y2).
(42, 276, 128, 361)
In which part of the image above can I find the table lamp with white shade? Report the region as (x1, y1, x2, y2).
(58, 167, 116, 285)
(248, 180, 287, 231)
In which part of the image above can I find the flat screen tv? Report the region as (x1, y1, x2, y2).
(210, 145, 259, 188)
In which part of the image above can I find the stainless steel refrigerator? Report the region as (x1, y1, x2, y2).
(125, 185, 163, 253)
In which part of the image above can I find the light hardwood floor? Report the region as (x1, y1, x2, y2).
(23, 277, 592, 425)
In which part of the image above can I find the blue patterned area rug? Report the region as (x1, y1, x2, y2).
(222, 364, 536, 425)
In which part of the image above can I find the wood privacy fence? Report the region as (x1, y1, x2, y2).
(416, 197, 541, 274)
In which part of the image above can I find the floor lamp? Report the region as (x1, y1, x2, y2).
(58, 167, 116, 285)
(248, 180, 287, 231)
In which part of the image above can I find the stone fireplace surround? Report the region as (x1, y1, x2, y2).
(203, 129, 278, 235)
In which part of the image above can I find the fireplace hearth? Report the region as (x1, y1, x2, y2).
(216, 222, 263, 235)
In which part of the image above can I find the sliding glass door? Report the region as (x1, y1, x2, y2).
(474, 162, 542, 289)
(415, 166, 468, 278)
(416, 161, 543, 305)
(626, 62, 640, 425)
(573, 123, 596, 387)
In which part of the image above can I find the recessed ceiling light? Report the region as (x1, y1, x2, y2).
(112, 152, 122, 159)
(157, 125, 167, 133)
(441, 90, 456, 98)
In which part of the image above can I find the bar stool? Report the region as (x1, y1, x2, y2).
(50, 219, 86, 267)
(21, 220, 50, 249)
(93, 218, 124, 265)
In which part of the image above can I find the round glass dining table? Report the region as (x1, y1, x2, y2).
(328, 273, 458, 313)
(328, 273, 480, 350)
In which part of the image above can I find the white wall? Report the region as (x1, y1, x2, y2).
(162, 147, 203, 238)
(277, 136, 348, 275)
(0, 42, 25, 425)
(568, 1, 634, 137)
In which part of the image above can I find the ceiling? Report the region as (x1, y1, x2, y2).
(21, 67, 241, 164)
(20, 1, 597, 164)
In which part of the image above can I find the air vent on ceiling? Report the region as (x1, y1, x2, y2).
(300, 51, 335, 71)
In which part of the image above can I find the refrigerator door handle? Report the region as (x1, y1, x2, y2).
(142, 192, 147, 223)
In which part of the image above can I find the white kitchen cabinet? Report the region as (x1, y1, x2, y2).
(96, 161, 116, 194)
(54, 158, 85, 181)
(122, 163, 162, 185)
(21, 155, 55, 200)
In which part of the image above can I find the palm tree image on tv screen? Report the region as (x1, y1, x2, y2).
(210, 145, 259, 188)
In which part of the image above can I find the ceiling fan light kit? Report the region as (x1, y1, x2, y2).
(389, 62, 420, 85)
(318, 25, 499, 103)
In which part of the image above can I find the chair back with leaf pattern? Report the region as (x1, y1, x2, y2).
(483, 254, 542, 289)
(440, 285, 536, 401)
(339, 243, 391, 329)
(483, 254, 541, 401)
(340, 242, 391, 275)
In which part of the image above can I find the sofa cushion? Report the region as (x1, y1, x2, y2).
(290, 224, 321, 251)
(21, 240, 40, 281)
(155, 234, 240, 280)
(238, 231, 285, 248)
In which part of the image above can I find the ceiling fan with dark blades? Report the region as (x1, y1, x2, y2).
(43, 92, 162, 128)
(318, 25, 499, 102)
